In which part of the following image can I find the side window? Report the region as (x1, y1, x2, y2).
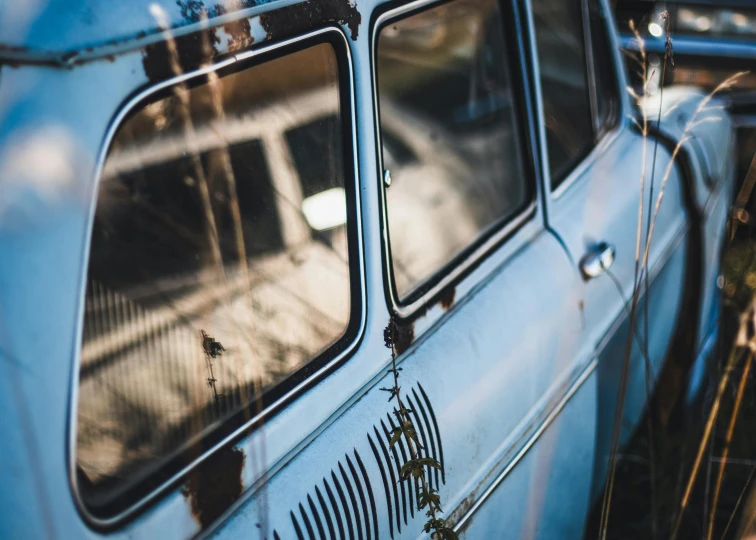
(532, 0, 594, 190)
(588, 0, 620, 136)
(76, 39, 357, 515)
(377, 0, 530, 302)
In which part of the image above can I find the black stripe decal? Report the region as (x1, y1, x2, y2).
(381, 418, 407, 525)
(307, 494, 327, 540)
(299, 502, 316, 540)
(367, 433, 394, 538)
(354, 449, 380, 540)
(324, 477, 346, 540)
(332, 470, 355, 540)
(374, 425, 401, 534)
(291, 511, 305, 540)
(346, 453, 371, 540)
(418, 383, 445, 484)
(315, 485, 336, 540)
(412, 388, 440, 488)
(406, 395, 432, 493)
(274, 531, 281, 540)
(339, 462, 362, 540)
(387, 414, 414, 518)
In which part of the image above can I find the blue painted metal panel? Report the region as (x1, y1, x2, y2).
(0, 0, 735, 537)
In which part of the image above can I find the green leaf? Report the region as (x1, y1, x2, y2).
(418, 488, 441, 510)
(389, 427, 403, 449)
(389, 419, 422, 449)
(399, 459, 426, 480)
(416, 457, 442, 471)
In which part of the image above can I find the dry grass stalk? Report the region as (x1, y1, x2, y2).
(639, 72, 747, 284)
(670, 304, 756, 540)
(706, 351, 753, 540)
(599, 20, 655, 540)
(602, 14, 747, 537)
(720, 464, 756, 540)
(150, 5, 268, 533)
(730, 152, 756, 241)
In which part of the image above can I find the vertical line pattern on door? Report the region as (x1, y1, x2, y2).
(270, 383, 444, 539)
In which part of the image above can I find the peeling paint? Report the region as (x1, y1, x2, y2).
(449, 491, 476, 531)
(222, 17, 255, 51)
(392, 320, 414, 356)
(182, 446, 245, 529)
(141, 27, 219, 83)
(438, 285, 456, 311)
(259, 0, 361, 41)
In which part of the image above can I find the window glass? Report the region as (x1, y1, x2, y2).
(77, 42, 353, 510)
(588, 0, 620, 134)
(377, 0, 529, 301)
(533, 0, 594, 189)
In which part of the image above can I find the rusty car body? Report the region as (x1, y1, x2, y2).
(0, 0, 736, 537)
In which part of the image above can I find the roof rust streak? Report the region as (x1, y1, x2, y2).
(259, 0, 362, 41)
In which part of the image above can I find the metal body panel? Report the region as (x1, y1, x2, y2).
(0, 0, 296, 60)
(214, 228, 592, 538)
(0, 0, 735, 537)
(457, 370, 597, 540)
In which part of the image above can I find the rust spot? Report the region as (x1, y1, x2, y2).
(259, 0, 362, 41)
(448, 490, 476, 531)
(142, 27, 220, 83)
(392, 320, 414, 356)
(193, 2, 255, 53)
(438, 285, 455, 311)
(222, 17, 254, 52)
(385, 316, 414, 356)
(182, 446, 245, 529)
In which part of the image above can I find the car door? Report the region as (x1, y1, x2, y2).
(529, 0, 692, 503)
(218, 0, 599, 538)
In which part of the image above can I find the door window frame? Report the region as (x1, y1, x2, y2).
(527, 0, 628, 200)
(371, 0, 542, 320)
(69, 25, 366, 528)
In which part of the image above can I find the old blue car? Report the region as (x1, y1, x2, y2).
(0, 0, 735, 537)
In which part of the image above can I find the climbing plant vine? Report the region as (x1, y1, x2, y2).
(382, 317, 458, 539)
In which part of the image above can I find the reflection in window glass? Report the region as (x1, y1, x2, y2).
(76, 43, 352, 509)
(588, 0, 619, 135)
(533, 0, 594, 189)
(377, 0, 528, 300)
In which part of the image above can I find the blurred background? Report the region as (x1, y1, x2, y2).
(588, 2, 756, 538)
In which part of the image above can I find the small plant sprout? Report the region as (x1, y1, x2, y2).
(382, 317, 458, 539)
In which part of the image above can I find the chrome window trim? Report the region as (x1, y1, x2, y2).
(371, 0, 539, 320)
(453, 355, 599, 531)
(67, 25, 366, 528)
(621, 35, 756, 59)
(582, 0, 601, 134)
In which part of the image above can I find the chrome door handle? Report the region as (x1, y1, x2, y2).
(580, 241, 616, 280)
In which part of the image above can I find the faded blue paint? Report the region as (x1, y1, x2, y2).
(0, 0, 283, 57)
(0, 0, 735, 538)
